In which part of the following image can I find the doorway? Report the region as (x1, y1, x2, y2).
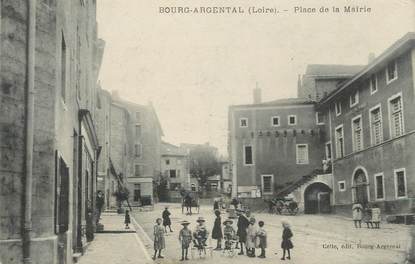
(304, 182, 332, 214)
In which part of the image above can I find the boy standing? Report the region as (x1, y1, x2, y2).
(257, 221, 267, 258)
(179, 221, 192, 261)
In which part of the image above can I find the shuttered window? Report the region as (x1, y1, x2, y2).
(352, 116, 363, 152)
(390, 96, 404, 138)
(296, 144, 309, 164)
(370, 107, 383, 145)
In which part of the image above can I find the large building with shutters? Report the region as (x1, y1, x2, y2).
(228, 32, 415, 217)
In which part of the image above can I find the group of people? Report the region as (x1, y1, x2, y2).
(352, 203, 381, 229)
(149, 206, 294, 261)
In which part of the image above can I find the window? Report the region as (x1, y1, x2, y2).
(316, 112, 324, 125)
(394, 168, 407, 198)
(389, 93, 404, 138)
(288, 115, 297, 125)
(134, 164, 142, 177)
(61, 33, 67, 102)
(261, 175, 273, 194)
(135, 124, 142, 138)
(135, 112, 141, 123)
(271, 116, 280, 127)
(165, 159, 170, 165)
(133, 184, 141, 202)
(335, 125, 344, 158)
(169, 169, 176, 178)
(374, 173, 384, 200)
(335, 101, 342, 116)
(350, 90, 359, 107)
(370, 74, 378, 94)
(244, 145, 253, 165)
(386, 60, 398, 84)
(296, 144, 309, 164)
(352, 115, 363, 152)
(134, 144, 142, 157)
(240, 118, 248, 127)
(325, 142, 332, 160)
(338, 181, 346, 192)
(369, 105, 383, 145)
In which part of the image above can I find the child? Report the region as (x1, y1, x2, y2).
(371, 204, 381, 229)
(212, 210, 223, 250)
(193, 217, 209, 249)
(246, 217, 257, 257)
(179, 221, 192, 261)
(352, 203, 363, 228)
(124, 210, 131, 229)
(153, 218, 165, 260)
(281, 220, 293, 260)
(223, 219, 235, 250)
(364, 204, 373, 229)
(256, 221, 267, 258)
(162, 206, 173, 233)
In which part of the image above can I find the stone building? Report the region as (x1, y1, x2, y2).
(228, 32, 415, 217)
(0, 1, 104, 264)
(161, 142, 190, 191)
(96, 90, 164, 207)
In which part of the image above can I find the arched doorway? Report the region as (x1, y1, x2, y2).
(304, 182, 331, 214)
(353, 168, 369, 205)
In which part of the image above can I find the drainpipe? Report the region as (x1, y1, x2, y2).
(23, 0, 36, 263)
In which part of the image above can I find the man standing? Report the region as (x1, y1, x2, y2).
(96, 191, 105, 224)
(236, 209, 250, 255)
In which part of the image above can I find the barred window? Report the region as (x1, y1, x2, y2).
(395, 169, 406, 198)
(244, 146, 253, 165)
(262, 175, 273, 194)
(352, 116, 363, 152)
(375, 174, 384, 200)
(389, 96, 404, 138)
(370, 107, 383, 145)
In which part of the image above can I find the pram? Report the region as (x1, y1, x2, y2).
(222, 235, 239, 257)
(191, 233, 212, 258)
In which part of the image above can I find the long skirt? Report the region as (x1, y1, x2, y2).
(281, 239, 293, 249)
(154, 236, 166, 250)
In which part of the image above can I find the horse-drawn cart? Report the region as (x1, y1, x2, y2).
(269, 197, 299, 215)
(181, 191, 200, 215)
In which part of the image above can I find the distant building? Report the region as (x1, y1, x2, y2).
(229, 32, 415, 218)
(220, 161, 232, 194)
(161, 142, 190, 191)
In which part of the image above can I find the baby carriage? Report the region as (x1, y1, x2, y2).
(191, 231, 213, 259)
(222, 234, 239, 257)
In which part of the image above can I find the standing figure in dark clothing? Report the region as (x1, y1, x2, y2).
(236, 210, 250, 255)
(184, 194, 192, 215)
(96, 191, 105, 224)
(212, 210, 223, 250)
(124, 210, 131, 229)
(213, 199, 219, 211)
(162, 206, 173, 233)
(281, 221, 293, 260)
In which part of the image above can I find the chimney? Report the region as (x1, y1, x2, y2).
(368, 52, 376, 64)
(253, 82, 262, 104)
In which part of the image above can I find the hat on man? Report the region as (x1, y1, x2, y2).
(223, 219, 233, 225)
(196, 217, 206, 223)
(181, 220, 190, 226)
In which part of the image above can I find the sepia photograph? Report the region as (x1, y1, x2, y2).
(0, 0, 415, 263)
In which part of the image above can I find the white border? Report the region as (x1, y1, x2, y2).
(349, 90, 359, 108)
(288, 115, 297, 126)
(239, 117, 248, 128)
(351, 114, 363, 152)
(334, 124, 344, 159)
(386, 60, 398, 84)
(338, 180, 346, 192)
(368, 103, 383, 146)
(271, 116, 280, 127)
(296, 144, 309, 164)
(394, 168, 407, 199)
(387, 91, 405, 139)
(374, 172, 385, 201)
(261, 174, 274, 195)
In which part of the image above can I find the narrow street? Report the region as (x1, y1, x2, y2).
(132, 203, 410, 264)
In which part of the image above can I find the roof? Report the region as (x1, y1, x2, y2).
(162, 142, 187, 156)
(319, 32, 415, 105)
(305, 64, 365, 77)
(231, 97, 314, 109)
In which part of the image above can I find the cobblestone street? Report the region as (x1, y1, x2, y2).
(132, 203, 411, 264)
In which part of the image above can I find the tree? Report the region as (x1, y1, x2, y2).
(188, 145, 220, 187)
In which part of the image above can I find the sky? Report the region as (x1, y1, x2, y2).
(96, 0, 415, 155)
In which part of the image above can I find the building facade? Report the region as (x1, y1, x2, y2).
(0, 1, 104, 263)
(161, 142, 190, 191)
(229, 32, 415, 217)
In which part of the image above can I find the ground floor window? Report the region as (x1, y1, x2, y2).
(338, 181, 346, 192)
(395, 168, 407, 198)
(133, 184, 141, 202)
(261, 175, 273, 194)
(374, 173, 384, 200)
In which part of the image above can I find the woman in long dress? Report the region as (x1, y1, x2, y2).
(153, 218, 166, 260)
(352, 203, 363, 228)
(246, 217, 258, 257)
(212, 210, 223, 250)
